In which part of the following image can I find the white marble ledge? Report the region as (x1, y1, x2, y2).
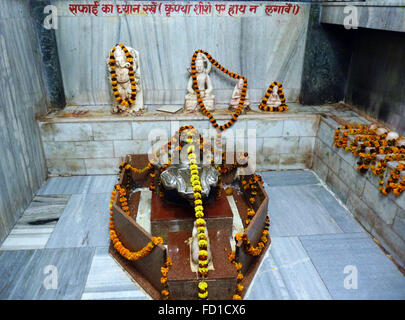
(38, 104, 341, 124)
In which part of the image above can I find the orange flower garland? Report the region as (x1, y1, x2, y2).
(160, 256, 173, 299)
(334, 124, 405, 196)
(259, 81, 288, 112)
(109, 184, 163, 261)
(228, 251, 244, 300)
(190, 50, 248, 132)
(109, 44, 137, 111)
(228, 217, 270, 299)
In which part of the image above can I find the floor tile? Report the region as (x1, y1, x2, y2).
(0, 250, 37, 298)
(37, 175, 117, 195)
(46, 193, 110, 248)
(1, 247, 94, 300)
(300, 233, 405, 299)
(81, 247, 150, 300)
(267, 184, 343, 237)
(245, 237, 331, 300)
(260, 170, 319, 187)
(0, 195, 70, 250)
(304, 185, 364, 233)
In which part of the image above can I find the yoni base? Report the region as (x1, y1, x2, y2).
(167, 229, 237, 300)
(150, 191, 233, 242)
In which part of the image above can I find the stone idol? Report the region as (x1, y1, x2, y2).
(229, 78, 250, 111)
(107, 44, 145, 115)
(184, 53, 215, 113)
(266, 85, 282, 109)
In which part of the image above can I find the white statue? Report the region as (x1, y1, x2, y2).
(191, 221, 212, 266)
(376, 127, 388, 136)
(229, 78, 250, 112)
(266, 86, 282, 108)
(386, 131, 399, 141)
(184, 53, 215, 113)
(107, 45, 145, 115)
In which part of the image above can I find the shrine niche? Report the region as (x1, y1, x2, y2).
(108, 125, 270, 300)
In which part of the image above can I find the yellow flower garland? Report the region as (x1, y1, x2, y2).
(186, 128, 210, 300)
(109, 44, 137, 110)
(259, 81, 288, 112)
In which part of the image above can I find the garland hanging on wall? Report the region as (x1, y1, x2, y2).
(258, 81, 288, 112)
(109, 43, 137, 110)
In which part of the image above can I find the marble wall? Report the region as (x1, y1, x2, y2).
(344, 28, 405, 135)
(50, 1, 310, 107)
(39, 110, 319, 175)
(0, 0, 49, 243)
(313, 116, 405, 268)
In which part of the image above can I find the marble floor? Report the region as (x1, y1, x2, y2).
(1, 171, 404, 300)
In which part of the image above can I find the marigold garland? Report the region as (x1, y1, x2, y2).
(334, 124, 405, 196)
(241, 173, 264, 225)
(228, 251, 244, 300)
(235, 217, 270, 256)
(186, 128, 211, 299)
(228, 217, 271, 299)
(109, 44, 137, 111)
(190, 50, 248, 132)
(160, 256, 173, 299)
(258, 81, 288, 112)
(109, 184, 164, 261)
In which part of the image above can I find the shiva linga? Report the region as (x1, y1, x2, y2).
(157, 152, 218, 264)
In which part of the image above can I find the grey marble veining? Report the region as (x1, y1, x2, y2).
(46, 193, 110, 248)
(267, 184, 344, 237)
(82, 247, 150, 300)
(0, 195, 70, 250)
(300, 233, 405, 300)
(245, 236, 332, 300)
(51, 0, 310, 106)
(38, 175, 118, 195)
(306, 184, 364, 233)
(260, 169, 319, 187)
(0, 0, 49, 244)
(1, 247, 94, 300)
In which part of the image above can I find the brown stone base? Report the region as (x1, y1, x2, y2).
(167, 229, 237, 300)
(151, 191, 233, 242)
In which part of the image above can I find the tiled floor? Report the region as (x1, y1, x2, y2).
(1, 171, 404, 300)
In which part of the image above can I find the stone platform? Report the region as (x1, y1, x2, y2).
(150, 192, 233, 242)
(167, 229, 237, 300)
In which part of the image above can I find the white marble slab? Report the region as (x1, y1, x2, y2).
(38, 175, 118, 195)
(81, 247, 150, 300)
(266, 184, 344, 237)
(46, 193, 111, 248)
(135, 189, 152, 234)
(245, 236, 332, 300)
(226, 194, 244, 252)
